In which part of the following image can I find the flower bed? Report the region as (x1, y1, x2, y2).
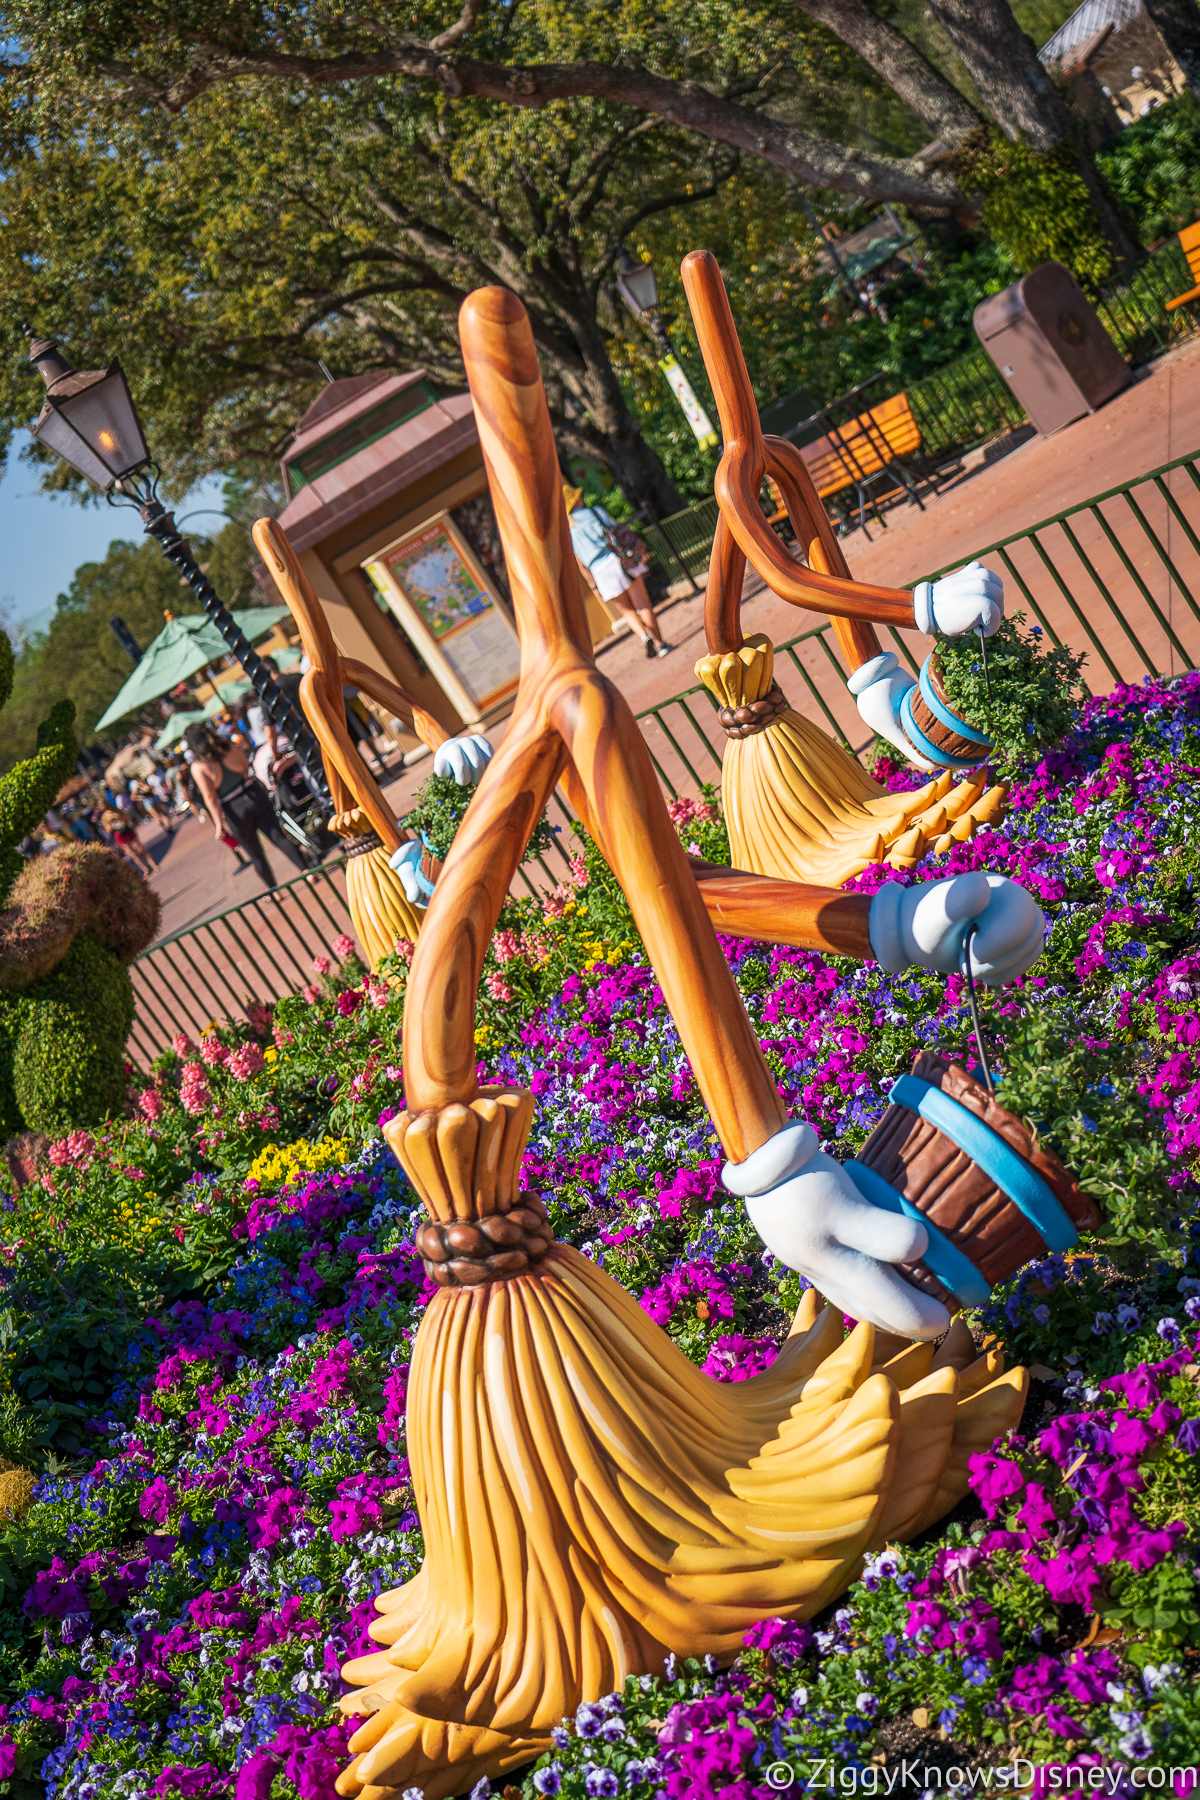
(1, 677, 1200, 1796)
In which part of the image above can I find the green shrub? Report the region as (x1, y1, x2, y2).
(1097, 93, 1200, 244)
(4, 936, 134, 1138)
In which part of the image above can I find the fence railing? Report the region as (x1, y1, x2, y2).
(129, 442, 1200, 1061)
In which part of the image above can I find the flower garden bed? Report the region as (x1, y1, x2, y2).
(0, 674, 1200, 1798)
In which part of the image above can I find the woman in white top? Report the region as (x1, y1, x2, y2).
(564, 485, 673, 659)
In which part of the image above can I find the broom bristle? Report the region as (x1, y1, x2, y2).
(694, 635, 1008, 884)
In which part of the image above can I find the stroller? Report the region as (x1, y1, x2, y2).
(263, 749, 337, 869)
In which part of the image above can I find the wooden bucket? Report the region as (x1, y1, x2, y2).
(900, 654, 993, 772)
(845, 1051, 1101, 1312)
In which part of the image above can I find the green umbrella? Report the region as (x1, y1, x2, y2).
(217, 677, 255, 707)
(94, 606, 292, 733)
(271, 645, 302, 670)
(154, 710, 207, 751)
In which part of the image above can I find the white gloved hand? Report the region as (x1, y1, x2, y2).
(869, 870, 1045, 985)
(388, 839, 429, 907)
(723, 1123, 950, 1340)
(913, 561, 1004, 639)
(846, 652, 936, 773)
(433, 734, 493, 787)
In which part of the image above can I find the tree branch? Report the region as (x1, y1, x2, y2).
(791, 0, 982, 144)
(99, 47, 969, 210)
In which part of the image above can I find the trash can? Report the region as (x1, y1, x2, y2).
(974, 261, 1131, 436)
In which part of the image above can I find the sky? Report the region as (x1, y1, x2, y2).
(0, 431, 229, 640)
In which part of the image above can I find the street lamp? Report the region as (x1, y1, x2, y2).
(24, 332, 329, 801)
(613, 248, 717, 452)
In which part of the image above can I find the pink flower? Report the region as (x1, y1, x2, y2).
(486, 974, 513, 1001)
(180, 1063, 212, 1116)
(393, 938, 415, 964)
(312, 954, 331, 976)
(200, 1036, 229, 1067)
(366, 978, 389, 1009)
(228, 1042, 266, 1081)
(171, 1033, 196, 1057)
(302, 984, 320, 1003)
(139, 1088, 164, 1122)
(332, 934, 355, 959)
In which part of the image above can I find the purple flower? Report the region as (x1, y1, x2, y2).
(583, 1766, 618, 1798)
(0, 1745, 15, 1780)
(1176, 1417, 1200, 1455)
(234, 1755, 280, 1800)
(532, 1769, 561, 1796)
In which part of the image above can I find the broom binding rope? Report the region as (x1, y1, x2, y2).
(680, 251, 1008, 882)
(330, 285, 1032, 1800)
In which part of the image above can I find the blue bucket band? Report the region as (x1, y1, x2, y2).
(844, 1159, 992, 1309)
(888, 1073, 1078, 1254)
(899, 685, 983, 773)
(918, 657, 992, 748)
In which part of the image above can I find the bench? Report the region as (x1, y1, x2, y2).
(1165, 220, 1200, 312)
(798, 391, 926, 533)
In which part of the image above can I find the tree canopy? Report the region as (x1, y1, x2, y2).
(0, 0, 1137, 516)
(0, 520, 256, 774)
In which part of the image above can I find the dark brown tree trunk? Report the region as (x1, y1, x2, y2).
(567, 324, 686, 517)
(927, 0, 1139, 262)
(793, 0, 983, 144)
(1141, 0, 1200, 97)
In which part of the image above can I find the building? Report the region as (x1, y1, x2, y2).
(257, 368, 616, 754)
(1040, 0, 1188, 130)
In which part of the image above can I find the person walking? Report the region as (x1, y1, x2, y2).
(563, 485, 673, 658)
(99, 799, 155, 878)
(183, 723, 307, 892)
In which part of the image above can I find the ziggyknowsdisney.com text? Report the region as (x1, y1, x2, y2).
(766, 1761, 1200, 1792)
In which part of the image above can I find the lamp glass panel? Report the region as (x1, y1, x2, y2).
(620, 263, 658, 315)
(52, 366, 148, 481)
(31, 403, 115, 488)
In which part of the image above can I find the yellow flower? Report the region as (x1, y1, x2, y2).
(264, 1047, 278, 1064)
(474, 1026, 490, 1046)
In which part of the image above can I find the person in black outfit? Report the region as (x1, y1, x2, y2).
(182, 724, 307, 890)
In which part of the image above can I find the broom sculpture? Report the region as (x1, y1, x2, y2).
(328, 288, 1054, 1800)
(680, 251, 1008, 887)
(254, 523, 493, 969)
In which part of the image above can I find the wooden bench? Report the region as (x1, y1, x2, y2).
(1165, 220, 1200, 312)
(798, 391, 925, 533)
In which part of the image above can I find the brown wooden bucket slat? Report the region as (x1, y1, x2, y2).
(855, 1051, 1101, 1309)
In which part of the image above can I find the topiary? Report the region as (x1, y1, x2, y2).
(0, 636, 162, 1144)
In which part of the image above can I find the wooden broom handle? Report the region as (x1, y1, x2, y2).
(253, 518, 404, 853)
(681, 249, 916, 660)
(402, 285, 786, 1161)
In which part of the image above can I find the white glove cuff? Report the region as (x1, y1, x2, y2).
(867, 882, 907, 973)
(912, 581, 935, 636)
(722, 1122, 820, 1197)
(845, 652, 898, 697)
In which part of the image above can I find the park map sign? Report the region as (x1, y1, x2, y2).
(365, 515, 520, 722)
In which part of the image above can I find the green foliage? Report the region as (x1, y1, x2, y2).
(954, 128, 1118, 286)
(992, 1010, 1178, 1258)
(1102, 1559, 1200, 1665)
(400, 770, 557, 865)
(0, 534, 225, 771)
(0, 697, 77, 905)
(2, 935, 134, 1138)
(935, 610, 1086, 766)
(1097, 93, 1200, 244)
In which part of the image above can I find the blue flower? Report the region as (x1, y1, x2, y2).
(532, 1767, 562, 1795)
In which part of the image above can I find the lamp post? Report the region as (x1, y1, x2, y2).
(23, 332, 330, 802)
(614, 247, 718, 452)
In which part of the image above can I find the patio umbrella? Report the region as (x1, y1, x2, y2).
(154, 711, 206, 751)
(271, 646, 302, 671)
(94, 606, 291, 732)
(217, 677, 254, 707)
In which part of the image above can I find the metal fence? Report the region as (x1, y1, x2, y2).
(129, 443, 1200, 1061)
